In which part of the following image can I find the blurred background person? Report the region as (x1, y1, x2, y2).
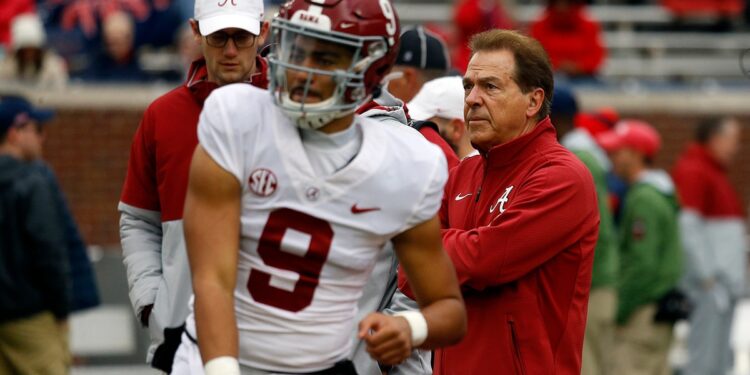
(407, 75, 476, 159)
(530, 0, 606, 78)
(452, 0, 514, 73)
(387, 26, 450, 104)
(0, 0, 34, 50)
(661, 0, 744, 31)
(0, 95, 70, 374)
(0, 93, 100, 317)
(551, 87, 619, 375)
(0, 13, 68, 89)
(576, 107, 627, 221)
(672, 117, 747, 375)
(79, 10, 150, 83)
(597, 120, 683, 375)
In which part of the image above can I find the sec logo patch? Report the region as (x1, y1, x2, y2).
(249, 169, 278, 197)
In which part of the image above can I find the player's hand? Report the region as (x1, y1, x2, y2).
(358, 312, 413, 366)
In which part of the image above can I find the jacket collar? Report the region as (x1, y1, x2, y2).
(483, 117, 558, 168)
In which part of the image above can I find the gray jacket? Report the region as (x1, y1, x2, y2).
(351, 91, 432, 375)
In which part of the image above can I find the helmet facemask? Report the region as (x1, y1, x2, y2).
(268, 17, 388, 130)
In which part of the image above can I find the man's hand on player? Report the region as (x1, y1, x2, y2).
(358, 312, 412, 365)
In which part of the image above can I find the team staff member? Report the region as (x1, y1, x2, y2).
(402, 30, 599, 374)
(118, 0, 268, 371)
(672, 117, 746, 375)
(598, 120, 682, 375)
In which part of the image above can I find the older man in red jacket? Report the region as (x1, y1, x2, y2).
(402, 29, 599, 374)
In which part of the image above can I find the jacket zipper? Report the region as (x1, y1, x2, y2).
(508, 318, 527, 375)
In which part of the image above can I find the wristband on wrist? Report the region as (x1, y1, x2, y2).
(394, 311, 428, 347)
(204, 356, 240, 375)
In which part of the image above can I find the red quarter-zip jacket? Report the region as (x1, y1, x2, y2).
(403, 118, 599, 374)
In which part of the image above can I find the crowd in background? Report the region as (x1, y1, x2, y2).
(1, 0, 750, 87)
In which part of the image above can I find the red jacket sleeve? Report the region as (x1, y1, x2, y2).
(442, 166, 598, 290)
(418, 126, 460, 171)
(120, 107, 160, 211)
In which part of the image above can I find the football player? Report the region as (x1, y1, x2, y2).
(173, 0, 466, 374)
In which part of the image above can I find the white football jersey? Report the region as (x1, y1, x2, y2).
(187, 83, 447, 373)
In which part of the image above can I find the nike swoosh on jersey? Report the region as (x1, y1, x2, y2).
(455, 193, 472, 201)
(351, 204, 381, 214)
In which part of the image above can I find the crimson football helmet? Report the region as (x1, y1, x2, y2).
(268, 0, 401, 129)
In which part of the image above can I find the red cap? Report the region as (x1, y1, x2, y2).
(574, 107, 619, 136)
(596, 119, 661, 158)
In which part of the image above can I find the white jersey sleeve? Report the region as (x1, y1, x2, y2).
(197, 89, 245, 183)
(402, 150, 447, 230)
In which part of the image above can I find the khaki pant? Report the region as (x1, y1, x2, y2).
(582, 288, 617, 375)
(612, 304, 673, 375)
(0, 312, 69, 375)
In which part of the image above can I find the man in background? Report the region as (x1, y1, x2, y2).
(0, 95, 70, 374)
(551, 87, 619, 375)
(387, 26, 450, 104)
(119, 0, 268, 371)
(598, 120, 682, 375)
(408, 76, 476, 159)
(672, 117, 746, 375)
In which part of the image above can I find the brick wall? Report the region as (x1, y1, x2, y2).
(44, 109, 143, 247)
(41, 108, 750, 247)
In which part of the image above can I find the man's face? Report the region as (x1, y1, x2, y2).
(431, 116, 460, 149)
(194, 21, 265, 86)
(463, 49, 536, 153)
(14, 120, 45, 161)
(387, 66, 419, 103)
(709, 118, 741, 166)
(610, 147, 638, 180)
(284, 35, 354, 104)
(104, 14, 134, 62)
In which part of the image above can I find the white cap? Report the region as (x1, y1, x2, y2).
(194, 0, 264, 36)
(408, 76, 464, 122)
(11, 13, 46, 50)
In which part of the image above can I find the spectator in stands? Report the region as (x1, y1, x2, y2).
(672, 117, 746, 375)
(387, 26, 450, 104)
(552, 87, 619, 375)
(530, 0, 606, 77)
(0, 95, 70, 374)
(597, 120, 682, 375)
(0, 14, 69, 89)
(452, 0, 514, 73)
(80, 10, 150, 82)
(408, 76, 476, 159)
(0, 0, 34, 50)
(118, 0, 269, 371)
(662, 0, 743, 31)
